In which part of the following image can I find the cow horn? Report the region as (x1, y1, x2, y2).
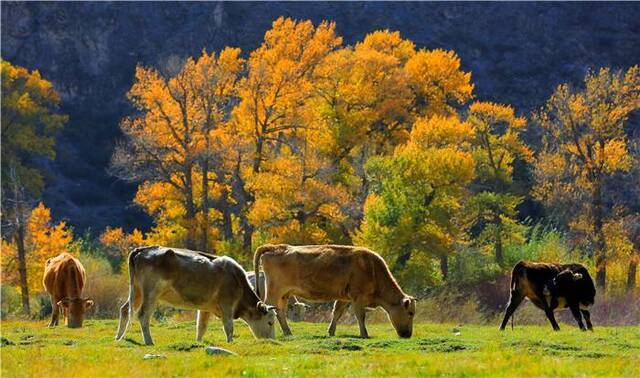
(573, 273, 583, 281)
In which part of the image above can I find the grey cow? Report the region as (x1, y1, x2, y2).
(115, 246, 277, 345)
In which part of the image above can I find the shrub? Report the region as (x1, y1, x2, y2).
(81, 254, 128, 318)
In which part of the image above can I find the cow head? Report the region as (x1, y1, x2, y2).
(386, 296, 416, 338)
(245, 301, 277, 339)
(552, 269, 583, 288)
(552, 269, 596, 307)
(57, 297, 94, 328)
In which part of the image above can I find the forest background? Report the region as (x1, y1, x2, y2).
(2, 3, 639, 324)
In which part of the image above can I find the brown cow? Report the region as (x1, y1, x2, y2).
(253, 244, 416, 338)
(115, 246, 276, 345)
(500, 261, 596, 331)
(43, 253, 94, 328)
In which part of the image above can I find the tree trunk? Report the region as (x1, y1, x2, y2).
(240, 216, 253, 251)
(15, 224, 30, 315)
(495, 230, 504, 267)
(593, 183, 607, 289)
(627, 258, 637, 293)
(253, 137, 263, 173)
(200, 160, 210, 251)
(393, 248, 412, 272)
(219, 190, 234, 241)
(184, 166, 197, 250)
(440, 254, 448, 281)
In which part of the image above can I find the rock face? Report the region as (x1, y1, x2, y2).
(2, 2, 639, 232)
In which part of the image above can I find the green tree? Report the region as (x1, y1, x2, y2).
(466, 101, 532, 266)
(356, 115, 475, 281)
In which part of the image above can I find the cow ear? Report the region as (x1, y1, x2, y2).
(573, 273, 583, 281)
(403, 298, 411, 309)
(257, 302, 269, 315)
(84, 299, 94, 309)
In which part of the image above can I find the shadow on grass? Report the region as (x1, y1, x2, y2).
(122, 337, 145, 346)
(167, 341, 203, 352)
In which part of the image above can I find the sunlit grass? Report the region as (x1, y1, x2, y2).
(1, 319, 638, 377)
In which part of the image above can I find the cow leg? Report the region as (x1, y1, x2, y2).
(275, 296, 293, 336)
(500, 290, 524, 330)
(115, 301, 130, 340)
(265, 279, 292, 336)
(196, 310, 211, 342)
(327, 301, 349, 337)
(138, 288, 158, 345)
(543, 304, 561, 331)
(290, 296, 308, 322)
(117, 285, 142, 341)
(353, 303, 369, 339)
(49, 296, 60, 327)
(221, 312, 234, 342)
(569, 304, 586, 331)
(581, 310, 593, 331)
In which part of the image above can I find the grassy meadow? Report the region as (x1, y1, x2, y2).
(1, 318, 639, 377)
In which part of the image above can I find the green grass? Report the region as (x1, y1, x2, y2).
(1, 319, 639, 377)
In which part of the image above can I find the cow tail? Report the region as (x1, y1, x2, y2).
(510, 261, 525, 330)
(511, 310, 515, 330)
(126, 248, 141, 320)
(511, 261, 525, 292)
(253, 245, 277, 299)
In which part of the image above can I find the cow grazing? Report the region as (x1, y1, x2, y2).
(247, 271, 310, 321)
(500, 261, 596, 331)
(43, 253, 94, 328)
(253, 244, 416, 338)
(115, 246, 276, 345)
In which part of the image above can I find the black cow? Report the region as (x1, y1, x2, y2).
(500, 261, 596, 331)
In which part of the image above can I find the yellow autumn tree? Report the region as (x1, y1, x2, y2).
(533, 66, 640, 288)
(231, 17, 342, 247)
(112, 48, 243, 251)
(99, 227, 144, 271)
(1, 203, 72, 296)
(405, 48, 474, 118)
(306, 30, 474, 235)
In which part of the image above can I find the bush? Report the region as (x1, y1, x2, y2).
(1, 285, 23, 319)
(416, 288, 486, 324)
(80, 254, 128, 318)
(503, 223, 582, 266)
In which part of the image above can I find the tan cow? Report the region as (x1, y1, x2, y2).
(115, 246, 277, 345)
(254, 244, 416, 338)
(43, 253, 94, 328)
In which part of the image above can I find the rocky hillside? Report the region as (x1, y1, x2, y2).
(2, 2, 639, 233)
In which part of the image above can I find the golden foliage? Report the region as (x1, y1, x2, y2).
(99, 227, 144, 269)
(1, 203, 73, 294)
